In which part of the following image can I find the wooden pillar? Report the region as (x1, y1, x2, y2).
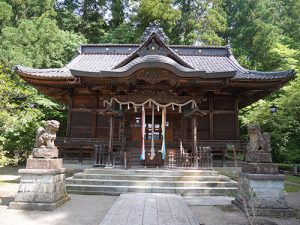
(92, 95, 98, 138)
(235, 98, 240, 139)
(209, 96, 213, 139)
(66, 92, 73, 138)
(192, 115, 197, 167)
(107, 114, 114, 167)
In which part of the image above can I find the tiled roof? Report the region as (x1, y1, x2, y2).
(15, 65, 74, 80)
(68, 54, 128, 72)
(15, 30, 295, 82)
(233, 70, 295, 80)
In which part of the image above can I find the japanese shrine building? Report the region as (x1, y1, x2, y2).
(15, 24, 295, 167)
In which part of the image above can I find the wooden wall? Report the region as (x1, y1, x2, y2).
(66, 94, 239, 141)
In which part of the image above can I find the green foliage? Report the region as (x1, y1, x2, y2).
(0, 2, 13, 28)
(240, 75, 300, 163)
(0, 66, 68, 163)
(0, 0, 299, 165)
(133, 0, 181, 42)
(277, 163, 294, 171)
(110, 0, 125, 28)
(101, 22, 140, 44)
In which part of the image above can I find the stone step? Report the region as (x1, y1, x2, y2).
(83, 168, 218, 176)
(184, 196, 235, 206)
(66, 178, 237, 188)
(72, 173, 231, 182)
(66, 184, 237, 196)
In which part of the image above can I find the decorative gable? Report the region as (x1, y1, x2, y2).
(113, 23, 194, 70)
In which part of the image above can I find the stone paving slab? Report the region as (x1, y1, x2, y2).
(99, 193, 200, 225)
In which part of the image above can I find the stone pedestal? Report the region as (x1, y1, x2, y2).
(234, 152, 295, 217)
(32, 147, 58, 159)
(9, 158, 69, 211)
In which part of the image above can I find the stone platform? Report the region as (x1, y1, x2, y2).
(100, 193, 199, 225)
(9, 157, 69, 211)
(9, 168, 69, 211)
(234, 151, 295, 217)
(233, 172, 295, 217)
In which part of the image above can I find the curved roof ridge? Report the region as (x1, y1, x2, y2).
(112, 55, 196, 73)
(224, 54, 296, 80)
(227, 55, 247, 73)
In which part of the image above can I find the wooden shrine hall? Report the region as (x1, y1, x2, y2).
(15, 23, 295, 168)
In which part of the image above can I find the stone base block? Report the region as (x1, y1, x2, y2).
(9, 195, 70, 211)
(32, 147, 58, 159)
(245, 152, 272, 163)
(9, 168, 69, 211)
(234, 172, 295, 217)
(241, 162, 278, 174)
(232, 199, 295, 217)
(26, 158, 62, 169)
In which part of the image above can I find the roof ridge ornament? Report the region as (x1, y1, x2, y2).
(226, 44, 233, 56)
(140, 22, 169, 44)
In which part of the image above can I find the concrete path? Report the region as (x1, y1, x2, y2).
(100, 193, 199, 225)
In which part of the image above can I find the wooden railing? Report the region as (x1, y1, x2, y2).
(179, 140, 247, 167)
(55, 138, 125, 165)
(200, 140, 247, 166)
(56, 138, 247, 167)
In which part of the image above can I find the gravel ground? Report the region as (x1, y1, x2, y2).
(0, 194, 118, 225)
(191, 204, 300, 225)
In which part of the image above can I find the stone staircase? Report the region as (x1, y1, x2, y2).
(66, 168, 238, 198)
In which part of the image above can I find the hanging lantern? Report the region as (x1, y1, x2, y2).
(179, 106, 182, 113)
(127, 103, 130, 110)
(149, 101, 151, 108)
(119, 103, 122, 110)
(134, 106, 137, 113)
(172, 104, 174, 111)
(157, 104, 160, 112)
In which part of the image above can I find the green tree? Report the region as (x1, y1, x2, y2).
(0, 66, 67, 162)
(223, 0, 283, 70)
(110, 0, 125, 28)
(80, 0, 107, 43)
(134, 0, 181, 42)
(173, 0, 227, 45)
(55, 0, 81, 33)
(101, 22, 140, 43)
(4, 0, 56, 25)
(0, 15, 85, 68)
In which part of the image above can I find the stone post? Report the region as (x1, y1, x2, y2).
(9, 120, 69, 211)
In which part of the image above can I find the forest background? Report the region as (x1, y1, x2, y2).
(0, 0, 299, 165)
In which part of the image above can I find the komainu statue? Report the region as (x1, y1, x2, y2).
(35, 120, 60, 148)
(33, 120, 60, 158)
(246, 124, 272, 152)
